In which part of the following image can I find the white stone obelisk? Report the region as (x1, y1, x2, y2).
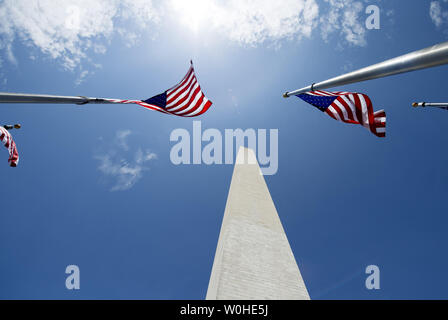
(206, 147, 310, 300)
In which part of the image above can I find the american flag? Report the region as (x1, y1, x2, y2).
(296, 90, 386, 137)
(0, 126, 19, 167)
(106, 61, 212, 117)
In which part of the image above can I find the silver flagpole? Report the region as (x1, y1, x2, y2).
(283, 41, 448, 98)
(412, 102, 448, 108)
(0, 92, 116, 105)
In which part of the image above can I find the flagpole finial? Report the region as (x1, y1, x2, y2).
(14, 124, 21, 129)
(190, 59, 193, 65)
(283, 92, 289, 98)
(412, 102, 418, 107)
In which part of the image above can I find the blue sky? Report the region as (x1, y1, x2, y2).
(0, 0, 448, 299)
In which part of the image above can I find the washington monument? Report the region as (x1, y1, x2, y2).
(206, 147, 309, 300)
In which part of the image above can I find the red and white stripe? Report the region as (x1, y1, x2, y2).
(0, 126, 19, 167)
(164, 64, 212, 117)
(312, 90, 386, 138)
(106, 63, 212, 117)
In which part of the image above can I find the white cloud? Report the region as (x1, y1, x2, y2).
(430, 1, 448, 28)
(169, 0, 371, 47)
(95, 154, 142, 191)
(116, 129, 132, 151)
(119, 0, 161, 29)
(74, 70, 89, 86)
(170, 0, 320, 45)
(320, 0, 367, 47)
(135, 148, 157, 164)
(94, 130, 157, 191)
(0, 0, 160, 71)
(93, 44, 107, 55)
(0, 0, 372, 79)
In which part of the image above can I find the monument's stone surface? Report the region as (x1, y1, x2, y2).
(206, 147, 310, 300)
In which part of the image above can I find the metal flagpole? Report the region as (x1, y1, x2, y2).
(2, 124, 21, 130)
(0, 92, 116, 105)
(283, 41, 448, 98)
(412, 102, 448, 108)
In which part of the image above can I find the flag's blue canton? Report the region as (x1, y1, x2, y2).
(297, 93, 337, 112)
(142, 91, 167, 109)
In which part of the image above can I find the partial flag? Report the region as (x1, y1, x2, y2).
(0, 126, 19, 167)
(296, 90, 386, 138)
(107, 61, 212, 117)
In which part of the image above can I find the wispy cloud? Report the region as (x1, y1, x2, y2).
(0, 0, 160, 72)
(74, 70, 89, 86)
(169, 0, 377, 47)
(0, 0, 373, 82)
(116, 130, 132, 151)
(135, 148, 157, 165)
(94, 130, 157, 192)
(320, 0, 367, 47)
(170, 0, 320, 45)
(430, 0, 448, 28)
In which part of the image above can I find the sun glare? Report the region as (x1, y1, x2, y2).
(171, 0, 213, 32)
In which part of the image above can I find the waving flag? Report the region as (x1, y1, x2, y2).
(296, 90, 386, 138)
(107, 61, 213, 117)
(0, 126, 19, 167)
